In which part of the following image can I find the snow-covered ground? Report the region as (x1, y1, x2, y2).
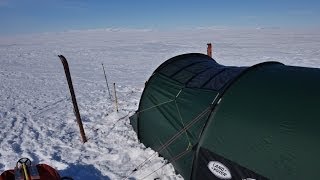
(0, 28, 320, 179)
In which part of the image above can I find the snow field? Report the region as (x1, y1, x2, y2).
(0, 28, 320, 179)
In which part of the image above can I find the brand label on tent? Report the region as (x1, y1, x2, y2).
(208, 161, 232, 179)
(198, 148, 267, 180)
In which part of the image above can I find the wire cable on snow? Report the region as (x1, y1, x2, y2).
(139, 147, 193, 180)
(122, 106, 212, 180)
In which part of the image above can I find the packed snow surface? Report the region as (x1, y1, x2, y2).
(0, 28, 320, 179)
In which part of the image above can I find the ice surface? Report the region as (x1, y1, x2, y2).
(0, 28, 319, 179)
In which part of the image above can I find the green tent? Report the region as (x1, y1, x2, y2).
(130, 53, 320, 179)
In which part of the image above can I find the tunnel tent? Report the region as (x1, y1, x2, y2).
(130, 53, 320, 179)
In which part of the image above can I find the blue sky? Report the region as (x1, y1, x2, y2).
(1, 0, 320, 35)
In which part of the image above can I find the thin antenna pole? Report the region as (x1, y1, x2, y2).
(58, 55, 87, 143)
(102, 63, 112, 99)
(113, 83, 119, 112)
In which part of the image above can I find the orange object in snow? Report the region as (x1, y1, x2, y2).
(0, 164, 61, 180)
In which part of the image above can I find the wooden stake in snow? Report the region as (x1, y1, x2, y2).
(58, 55, 88, 143)
(207, 43, 213, 57)
(113, 83, 119, 112)
(102, 63, 112, 99)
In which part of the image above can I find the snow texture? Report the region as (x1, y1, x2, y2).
(0, 28, 320, 179)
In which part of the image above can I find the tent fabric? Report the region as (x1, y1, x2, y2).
(131, 73, 218, 178)
(154, 53, 247, 91)
(130, 53, 320, 180)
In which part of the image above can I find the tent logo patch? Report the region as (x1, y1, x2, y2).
(208, 161, 232, 179)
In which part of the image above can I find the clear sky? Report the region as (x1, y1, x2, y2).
(1, 0, 320, 35)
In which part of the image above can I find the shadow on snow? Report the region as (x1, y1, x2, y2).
(59, 164, 111, 180)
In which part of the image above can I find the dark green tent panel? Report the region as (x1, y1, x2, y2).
(130, 53, 320, 179)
